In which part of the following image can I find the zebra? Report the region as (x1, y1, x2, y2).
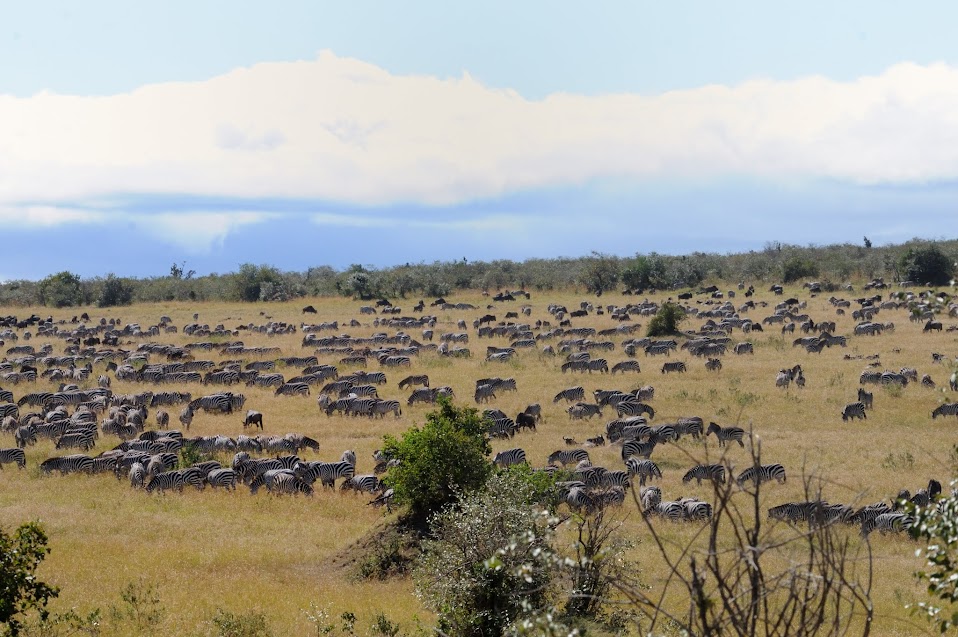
(407, 388, 437, 405)
(922, 374, 936, 389)
(735, 463, 787, 486)
(611, 361, 641, 375)
(553, 386, 585, 403)
(492, 448, 527, 470)
(621, 439, 656, 461)
(775, 370, 792, 389)
(675, 417, 704, 439)
(644, 343, 672, 357)
(932, 403, 958, 419)
(371, 399, 402, 418)
(145, 470, 187, 493)
(267, 472, 314, 496)
(682, 464, 726, 485)
(341, 475, 380, 494)
(0, 447, 26, 469)
(841, 402, 867, 421)
(705, 357, 723, 372)
(634, 385, 655, 401)
(55, 432, 96, 451)
(587, 359, 609, 373)
(207, 468, 238, 490)
(345, 398, 378, 418)
(548, 449, 590, 466)
(189, 394, 234, 414)
(648, 424, 678, 444)
(40, 454, 94, 474)
(881, 371, 908, 386)
(398, 374, 429, 389)
(275, 382, 310, 397)
(625, 458, 662, 485)
(661, 361, 687, 374)
(734, 342, 754, 355)
(567, 403, 602, 420)
(682, 499, 713, 521)
(861, 512, 914, 536)
(474, 384, 497, 403)
(487, 418, 517, 438)
(648, 500, 686, 521)
(614, 400, 655, 419)
(706, 422, 745, 447)
(857, 388, 873, 409)
(293, 461, 356, 488)
(640, 485, 662, 512)
(129, 462, 146, 488)
(15, 425, 36, 448)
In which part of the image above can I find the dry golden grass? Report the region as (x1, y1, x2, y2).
(1, 286, 957, 635)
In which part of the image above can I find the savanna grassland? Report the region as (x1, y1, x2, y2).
(2, 284, 958, 636)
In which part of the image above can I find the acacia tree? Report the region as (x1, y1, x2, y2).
(899, 244, 954, 286)
(38, 271, 82, 307)
(0, 522, 59, 636)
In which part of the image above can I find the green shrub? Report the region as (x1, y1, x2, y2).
(0, 522, 58, 636)
(38, 271, 82, 308)
(210, 608, 272, 637)
(646, 302, 686, 337)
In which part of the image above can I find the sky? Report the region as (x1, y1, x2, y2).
(1, 1, 957, 281)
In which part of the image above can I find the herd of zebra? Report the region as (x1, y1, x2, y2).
(1, 282, 957, 542)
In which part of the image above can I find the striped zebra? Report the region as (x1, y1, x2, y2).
(640, 485, 662, 511)
(346, 398, 378, 418)
(275, 382, 310, 397)
(553, 386, 585, 403)
(548, 449, 590, 466)
(587, 359, 609, 373)
(675, 417, 704, 439)
(398, 374, 429, 389)
(861, 512, 914, 536)
(407, 388, 437, 405)
(145, 470, 186, 493)
(55, 432, 95, 451)
(567, 403, 602, 420)
(634, 385, 655, 401)
(378, 355, 412, 367)
(705, 357, 723, 372)
(600, 470, 631, 488)
(841, 402, 867, 421)
(15, 426, 36, 448)
(735, 463, 787, 486)
(625, 458, 662, 485)
(615, 400, 655, 419)
(561, 360, 589, 373)
(293, 461, 356, 488)
(189, 394, 234, 414)
(474, 384, 497, 403)
(706, 422, 745, 447)
(644, 343, 672, 357)
(661, 361, 687, 374)
(621, 439, 656, 461)
(734, 342, 754, 355)
(150, 392, 193, 407)
(155, 410, 169, 429)
(932, 403, 958, 419)
(487, 418, 517, 438)
(648, 424, 678, 444)
(648, 501, 686, 521)
(881, 371, 908, 386)
(682, 499, 713, 521)
(250, 374, 285, 388)
(341, 475, 380, 494)
(129, 462, 146, 488)
(857, 388, 873, 409)
(206, 468, 238, 490)
(204, 370, 240, 385)
(682, 464, 726, 485)
(859, 370, 882, 385)
(0, 447, 26, 469)
(611, 361, 641, 375)
(266, 472, 314, 496)
(40, 454, 94, 474)
(371, 399, 402, 418)
(248, 469, 295, 494)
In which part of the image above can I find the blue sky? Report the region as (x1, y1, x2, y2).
(1, 1, 957, 280)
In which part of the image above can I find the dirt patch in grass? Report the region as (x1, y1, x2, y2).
(329, 516, 426, 580)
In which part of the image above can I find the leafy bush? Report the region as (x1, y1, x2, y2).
(97, 273, 135, 307)
(646, 302, 686, 337)
(381, 398, 491, 523)
(782, 256, 819, 283)
(0, 522, 58, 636)
(210, 608, 272, 637)
(899, 243, 954, 286)
(415, 472, 556, 637)
(38, 271, 82, 308)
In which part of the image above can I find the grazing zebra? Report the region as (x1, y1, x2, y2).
(611, 361, 641, 375)
(398, 374, 429, 389)
(705, 357, 723, 372)
(675, 417, 704, 439)
(487, 418, 517, 439)
(640, 485, 662, 511)
(614, 400, 655, 419)
(775, 370, 792, 389)
(682, 499, 713, 521)
(736, 463, 787, 486)
(145, 470, 187, 493)
(648, 424, 678, 444)
(553, 386, 585, 403)
(15, 426, 36, 448)
(621, 439, 656, 461)
(189, 394, 234, 415)
(548, 449, 590, 466)
(493, 448, 527, 467)
(841, 402, 867, 421)
(922, 374, 936, 389)
(861, 512, 914, 536)
(293, 461, 355, 488)
(40, 454, 95, 475)
(682, 464, 726, 485)
(734, 342, 754, 355)
(634, 385, 655, 401)
(932, 403, 958, 419)
(648, 500, 686, 521)
(0, 447, 26, 469)
(706, 422, 745, 447)
(129, 462, 146, 488)
(644, 343, 672, 357)
(371, 399, 402, 418)
(857, 388, 873, 409)
(661, 361, 687, 374)
(341, 474, 380, 494)
(275, 382, 310, 397)
(587, 359, 609, 373)
(55, 432, 95, 451)
(881, 371, 908, 386)
(625, 458, 662, 485)
(567, 403, 601, 420)
(155, 410, 169, 429)
(474, 384, 497, 403)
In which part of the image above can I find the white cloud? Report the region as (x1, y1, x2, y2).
(0, 206, 106, 227)
(129, 212, 273, 253)
(1, 52, 958, 212)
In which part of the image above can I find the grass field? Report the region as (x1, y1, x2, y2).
(1, 285, 957, 635)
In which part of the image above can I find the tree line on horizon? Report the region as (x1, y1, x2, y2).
(0, 237, 954, 308)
